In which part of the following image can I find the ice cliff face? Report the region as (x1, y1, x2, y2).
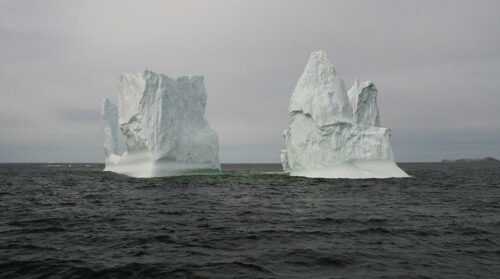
(348, 80, 381, 127)
(102, 70, 220, 178)
(102, 99, 126, 164)
(281, 51, 409, 178)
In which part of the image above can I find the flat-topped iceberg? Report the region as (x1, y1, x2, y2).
(102, 70, 220, 178)
(281, 51, 409, 178)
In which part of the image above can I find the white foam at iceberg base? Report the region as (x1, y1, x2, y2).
(281, 50, 409, 179)
(102, 70, 220, 178)
(290, 160, 409, 179)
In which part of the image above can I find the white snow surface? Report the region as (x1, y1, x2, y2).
(102, 70, 220, 178)
(281, 50, 409, 179)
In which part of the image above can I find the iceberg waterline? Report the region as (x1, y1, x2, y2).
(281, 50, 409, 178)
(103, 70, 220, 178)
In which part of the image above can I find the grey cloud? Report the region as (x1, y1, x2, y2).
(0, 112, 33, 128)
(1, 0, 499, 162)
(57, 108, 101, 124)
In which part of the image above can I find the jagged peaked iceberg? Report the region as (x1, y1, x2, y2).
(281, 51, 409, 178)
(102, 70, 220, 178)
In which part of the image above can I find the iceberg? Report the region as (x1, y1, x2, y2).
(281, 50, 409, 178)
(102, 70, 220, 178)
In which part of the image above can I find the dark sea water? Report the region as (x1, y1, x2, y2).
(1, 162, 500, 279)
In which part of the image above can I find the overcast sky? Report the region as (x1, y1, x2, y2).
(1, 0, 499, 163)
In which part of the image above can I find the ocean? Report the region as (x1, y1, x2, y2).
(1, 162, 499, 278)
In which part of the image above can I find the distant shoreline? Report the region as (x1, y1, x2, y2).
(441, 157, 500, 163)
